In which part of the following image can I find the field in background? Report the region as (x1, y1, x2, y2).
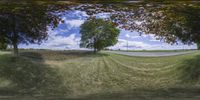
(0, 50, 200, 100)
(111, 49, 196, 52)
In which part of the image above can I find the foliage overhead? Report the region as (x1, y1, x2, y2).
(131, 2, 200, 45)
(76, 1, 200, 45)
(0, 41, 7, 50)
(80, 18, 120, 52)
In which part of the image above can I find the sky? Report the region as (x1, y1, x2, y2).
(19, 10, 197, 50)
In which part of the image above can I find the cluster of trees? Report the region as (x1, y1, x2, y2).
(0, 41, 7, 50)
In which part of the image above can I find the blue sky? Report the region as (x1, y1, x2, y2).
(20, 10, 197, 50)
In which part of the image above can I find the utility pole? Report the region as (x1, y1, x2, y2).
(125, 34, 129, 51)
(76, 40, 79, 49)
(127, 38, 128, 51)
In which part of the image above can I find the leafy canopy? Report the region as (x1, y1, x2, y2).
(0, 2, 67, 55)
(0, 42, 7, 50)
(80, 18, 120, 52)
(76, 1, 200, 47)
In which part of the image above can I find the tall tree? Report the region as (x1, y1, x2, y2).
(131, 2, 200, 45)
(0, 41, 7, 50)
(110, 2, 200, 47)
(80, 18, 120, 53)
(0, 27, 7, 50)
(197, 42, 200, 50)
(0, 2, 64, 56)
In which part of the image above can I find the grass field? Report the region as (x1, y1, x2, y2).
(0, 50, 200, 100)
(112, 49, 196, 52)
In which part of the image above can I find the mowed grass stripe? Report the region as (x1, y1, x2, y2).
(109, 53, 193, 76)
(116, 54, 191, 80)
(109, 55, 179, 72)
(106, 55, 183, 88)
(107, 55, 179, 79)
(110, 53, 180, 68)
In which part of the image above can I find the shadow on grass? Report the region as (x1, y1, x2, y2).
(179, 55, 200, 82)
(19, 50, 109, 61)
(72, 88, 200, 100)
(0, 53, 68, 96)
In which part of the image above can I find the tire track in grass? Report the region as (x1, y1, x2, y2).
(106, 56, 158, 83)
(100, 56, 115, 90)
(111, 54, 181, 71)
(105, 56, 159, 89)
(108, 56, 160, 76)
(92, 56, 133, 92)
(106, 55, 185, 88)
(109, 55, 183, 78)
(56, 56, 100, 96)
(89, 57, 105, 92)
(110, 55, 182, 78)
(70, 56, 113, 95)
(101, 56, 134, 92)
(82, 57, 109, 94)
(103, 56, 146, 90)
(105, 56, 146, 79)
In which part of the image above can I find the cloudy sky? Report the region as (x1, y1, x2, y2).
(19, 10, 197, 50)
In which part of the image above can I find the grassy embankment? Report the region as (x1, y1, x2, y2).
(0, 50, 200, 100)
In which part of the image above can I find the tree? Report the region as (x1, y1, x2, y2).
(129, 3, 200, 49)
(197, 42, 200, 50)
(112, 2, 200, 47)
(0, 32, 7, 50)
(0, 42, 7, 50)
(80, 18, 120, 53)
(0, 2, 64, 56)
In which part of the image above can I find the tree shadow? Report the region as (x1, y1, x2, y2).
(68, 88, 200, 100)
(179, 55, 200, 83)
(0, 53, 68, 96)
(19, 50, 109, 61)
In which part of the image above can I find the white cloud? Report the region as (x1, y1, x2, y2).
(64, 19, 84, 27)
(109, 39, 152, 50)
(61, 10, 88, 27)
(130, 36, 141, 39)
(95, 12, 111, 19)
(125, 34, 130, 38)
(20, 31, 81, 50)
(109, 39, 197, 50)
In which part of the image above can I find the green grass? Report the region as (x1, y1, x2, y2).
(112, 49, 196, 52)
(0, 50, 200, 100)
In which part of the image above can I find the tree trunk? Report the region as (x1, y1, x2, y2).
(12, 14, 19, 56)
(196, 42, 200, 50)
(13, 42, 18, 56)
(197, 42, 200, 50)
(93, 48, 97, 54)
